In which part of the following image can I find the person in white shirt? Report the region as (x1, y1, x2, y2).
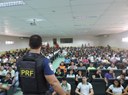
(61, 78, 71, 95)
(107, 63, 117, 70)
(66, 70, 75, 78)
(53, 77, 71, 95)
(75, 76, 94, 95)
(106, 79, 124, 95)
(0, 66, 7, 76)
(7, 67, 15, 78)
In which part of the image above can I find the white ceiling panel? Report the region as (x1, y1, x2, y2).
(0, 0, 128, 37)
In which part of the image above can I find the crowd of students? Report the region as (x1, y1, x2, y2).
(0, 45, 128, 95)
(0, 47, 59, 95)
(55, 46, 128, 95)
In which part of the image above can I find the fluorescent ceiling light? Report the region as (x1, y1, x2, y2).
(0, 1, 25, 8)
(27, 18, 46, 22)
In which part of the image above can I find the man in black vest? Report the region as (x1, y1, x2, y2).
(17, 35, 66, 95)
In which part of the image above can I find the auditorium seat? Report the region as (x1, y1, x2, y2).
(91, 78, 106, 95)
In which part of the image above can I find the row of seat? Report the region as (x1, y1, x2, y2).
(57, 77, 128, 95)
(66, 69, 125, 77)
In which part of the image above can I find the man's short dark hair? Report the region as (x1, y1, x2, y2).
(29, 35, 42, 49)
(7, 72, 11, 76)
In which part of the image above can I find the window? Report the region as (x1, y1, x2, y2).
(122, 37, 128, 42)
(60, 38, 73, 43)
(5, 41, 14, 45)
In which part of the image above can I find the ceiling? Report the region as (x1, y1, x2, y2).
(0, 0, 128, 37)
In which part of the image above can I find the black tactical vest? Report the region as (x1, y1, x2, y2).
(17, 53, 49, 94)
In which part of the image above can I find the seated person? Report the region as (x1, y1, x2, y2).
(55, 68, 64, 78)
(68, 62, 77, 70)
(75, 76, 94, 95)
(53, 77, 71, 95)
(59, 62, 66, 71)
(66, 70, 75, 78)
(0, 72, 12, 95)
(117, 73, 128, 80)
(106, 79, 124, 95)
(92, 69, 104, 79)
(107, 63, 117, 70)
(81, 57, 89, 64)
(76, 70, 83, 78)
(97, 63, 106, 70)
(117, 73, 128, 87)
(104, 69, 115, 86)
(7, 66, 15, 78)
(87, 63, 96, 71)
(77, 62, 86, 70)
(64, 56, 71, 65)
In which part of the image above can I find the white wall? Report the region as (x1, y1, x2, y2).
(0, 35, 99, 52)
(98, 31, 128, 49)
(42, 36, 99, 47)
(0, 35, 29, 52)
(0, 32, 128, 52)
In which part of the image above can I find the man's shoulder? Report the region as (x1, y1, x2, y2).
(87, 82, 92, 86)
(78, 82, 82, 85)
(67, 82, 71, 86)
(42, 57, 50, 65)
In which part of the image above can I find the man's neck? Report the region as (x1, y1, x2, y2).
(30, 49, 40, 54)
(83, 81, 87, 84)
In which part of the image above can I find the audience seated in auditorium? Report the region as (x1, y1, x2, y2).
(77, 62, 86, 70)
(75, 76, 94, 95)
(76, 70, 83, 78)
(104, 70, 115, 86)
(81, 57, 89, 65)
(7, 67, 15, 78)
(59, 62, 66, 71)
(53, 77, 71, 95)
(106, 79, 124, 95)
(117, 73, 128, 80)
(0, 45, 128, 95)
(93, 69, 104, 79)
(0, 66, 6, 76)
(71, 55, 78, 64)
(117, 73, 128, 87)
(68, 62, 77, 70)
(64, 56, 71, 65)
(97, 63, 106, 70)
(0, 72, 12, 95)
(55, 68, 64, 78)
(87, 63, 96, 71)
(107, 63, 117, 70)
(101, 57, 110, 64)
(66, 70, 75, 78)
